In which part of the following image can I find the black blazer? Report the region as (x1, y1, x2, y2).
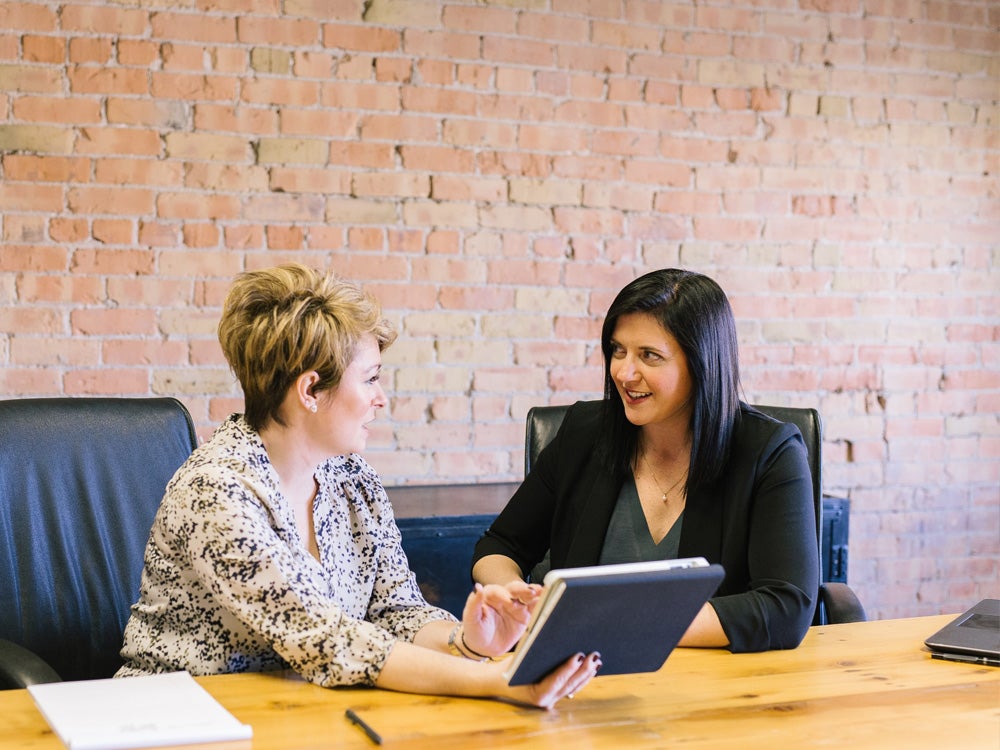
(473, 400, 819, 652)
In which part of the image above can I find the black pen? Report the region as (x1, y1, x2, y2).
(345, 708, 383, 745)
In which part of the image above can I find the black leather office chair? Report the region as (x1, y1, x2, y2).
(524, 403, 866, 625)
(0, 397, 198, 689)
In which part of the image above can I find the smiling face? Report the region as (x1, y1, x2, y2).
(315, 333, 387, 455)
(609, 312, 694, 431)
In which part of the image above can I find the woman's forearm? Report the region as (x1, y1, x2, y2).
(677, 602, 729, 648)
(471, 554, 524, 586)
(374, 638, 602, 709)
(374, 639, 496, 697)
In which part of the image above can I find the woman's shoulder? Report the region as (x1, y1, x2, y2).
(734, 403, 807, 455)
(319, 454, 388, 508)
(563, 399, 604, 425)
(163, 415, 278, 513)
(321, 453, 379, 482)
(544, 399, 604, 447)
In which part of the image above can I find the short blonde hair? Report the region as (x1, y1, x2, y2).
(218, 264, 396, 431)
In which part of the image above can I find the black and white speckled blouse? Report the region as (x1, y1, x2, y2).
(116, 414, 453, 687)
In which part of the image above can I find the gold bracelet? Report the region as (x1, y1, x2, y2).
(446, 624, 487, 662)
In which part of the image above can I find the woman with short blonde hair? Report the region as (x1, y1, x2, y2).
(119, 263, 599, 708)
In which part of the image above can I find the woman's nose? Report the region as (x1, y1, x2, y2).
(613, 357, 637, 383)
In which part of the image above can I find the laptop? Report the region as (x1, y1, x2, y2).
(924, 598, 1000, 666)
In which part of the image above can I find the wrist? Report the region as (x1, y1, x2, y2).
(447, 624, 489, 662)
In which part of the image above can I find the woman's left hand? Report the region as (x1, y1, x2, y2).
(460, 581, 543, 658)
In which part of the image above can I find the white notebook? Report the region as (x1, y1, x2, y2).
(28, 671, 252, 750)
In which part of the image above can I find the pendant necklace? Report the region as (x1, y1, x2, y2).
(642, 451, 687, 503)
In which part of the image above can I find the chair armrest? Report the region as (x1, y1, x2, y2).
(0, 639, 62, 690)
(819, 582, 867, 624)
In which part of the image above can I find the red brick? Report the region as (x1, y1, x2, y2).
(278, 108, 358, 137)
(323, 23, 400, 53)
(91, 219, 134, 244)
(374, 57, 412, 83)
(2, 215, 44, 244)
(117, 40, 159, 66)
(245, 194, 324, 222)
(0, 368, 62, 395)
(399, 145, 475, 173)
(47, 218, 88, 244)
(61, 4, 146, 35)
(152, 72, 240, 102)
(443, 119, 517, 149)
(23, 35, 64, 63)
(269, 166, 351, 194)
(400, 85, 476, 116)
(0, 183, 63, 211)
(64, 369, 151, 396)
(68, 66, 148, 95)
(414, 59, 452, 86)
(538, 156, 625, 180)
(0, 2, 58, 31)
(161, 43, 213, 72)
(77, 127, 161, 156)
(95, 158, 184, 187)
(592, 20, 662, 51)
(67, 186, 154, 215)
(183, 223, 221, 248)
(69, 37, 113, 64)
(320, 80, 398, 110)
(361, 113, 438, 142)
(591, 129, 658, 157)
(107, 98, 188, 129)
(156, 192, 240, 219)
(103, 339, 190, 366)
(557, 42, 628, 75)
(403, 29, 480, 60)
(150, 12, 236, 44)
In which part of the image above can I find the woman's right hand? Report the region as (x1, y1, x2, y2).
(494, 651, 602, 709)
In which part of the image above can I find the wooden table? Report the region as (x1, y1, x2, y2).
(2, 615, 997, 749)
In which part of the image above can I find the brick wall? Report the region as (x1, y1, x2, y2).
(0, 0, 996, 620)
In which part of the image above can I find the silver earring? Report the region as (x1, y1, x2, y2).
(309, 403, 318, 413)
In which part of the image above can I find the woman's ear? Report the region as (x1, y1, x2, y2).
(295, 371, 321, 413)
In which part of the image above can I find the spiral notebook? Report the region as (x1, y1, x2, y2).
(505, 557, 725, 686)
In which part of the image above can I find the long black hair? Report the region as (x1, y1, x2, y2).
(596, 269, 741, 491)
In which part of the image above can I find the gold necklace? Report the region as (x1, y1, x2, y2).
(641, 452, 687, 503)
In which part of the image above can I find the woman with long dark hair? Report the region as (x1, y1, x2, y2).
(473, 269, 819, 652)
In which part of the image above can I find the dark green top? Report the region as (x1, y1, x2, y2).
(599, 475, 683, 564)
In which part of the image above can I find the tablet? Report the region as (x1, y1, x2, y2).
(505, 557, 725, 686)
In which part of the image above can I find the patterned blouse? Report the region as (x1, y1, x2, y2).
(116, 414, 454, 687)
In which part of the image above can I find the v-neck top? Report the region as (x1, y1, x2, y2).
(598, 475, 683, 564)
